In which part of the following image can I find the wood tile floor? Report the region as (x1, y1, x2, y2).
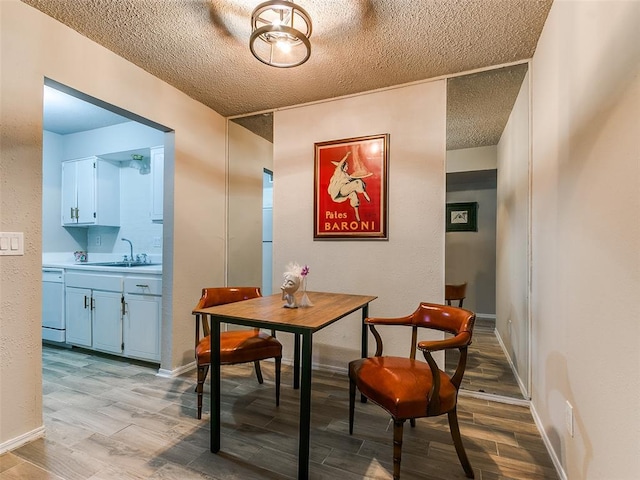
(447, 326, 524, 399)
(0, 345, 557, 479)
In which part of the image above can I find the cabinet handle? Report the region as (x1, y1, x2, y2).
(71, 207, 76, 220)
(90, 297, 95, 310)
(75, 207, 79, 219)
(121, 299, 127, 316)
(136, 284, 149, 288)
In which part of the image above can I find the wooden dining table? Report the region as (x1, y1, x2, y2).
(192, 291, 377, 479)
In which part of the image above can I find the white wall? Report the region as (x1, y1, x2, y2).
(530, 0, 640, 478)
(496, 69, 530, 397)
(0, 0, 226, 451)
(447, 145, 497, 172)
(273, 81, 447, 368)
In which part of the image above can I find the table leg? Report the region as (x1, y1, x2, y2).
(293, 333, 301, 389)
(361, 304, 369, 403)
(298, 331, 312, 479)
(210, 316, 221, 452)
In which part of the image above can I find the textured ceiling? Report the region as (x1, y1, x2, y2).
(24, 0, 552, 149)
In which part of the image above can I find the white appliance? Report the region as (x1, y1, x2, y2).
(42, 268, 65, 342)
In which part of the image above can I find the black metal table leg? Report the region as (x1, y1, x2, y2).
(298, 330, 312, 479)
(293, 332, 301, 389)
(210, 316, 221, 452)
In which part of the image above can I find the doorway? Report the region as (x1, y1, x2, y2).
(41, 79, 172, 364)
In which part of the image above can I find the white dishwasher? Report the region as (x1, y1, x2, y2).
(42, 268, 65, 342)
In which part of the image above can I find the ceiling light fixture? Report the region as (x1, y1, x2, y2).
(250, 0, 312, 68)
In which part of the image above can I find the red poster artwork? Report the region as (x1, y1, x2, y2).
(314, 134, 389, 239)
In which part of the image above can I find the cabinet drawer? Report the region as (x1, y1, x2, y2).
(124, 277, 162, 295)
(66, 272, 123, 291)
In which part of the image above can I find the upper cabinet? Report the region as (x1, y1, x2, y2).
(150, 146, 164, 223)
(61, 156, 120, 227)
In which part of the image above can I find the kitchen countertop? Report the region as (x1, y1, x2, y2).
(43, 262, 162, 275)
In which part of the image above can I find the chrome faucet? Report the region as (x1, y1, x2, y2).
(121, 238, 133, 263)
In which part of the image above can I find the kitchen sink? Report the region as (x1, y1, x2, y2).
(80, 262, 161, 268)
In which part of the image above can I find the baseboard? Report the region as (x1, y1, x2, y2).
(458, 388, 530, 406)
(493, 328, 530, 399)
(530, 402, 568, 480)
(0, 426, 45, 455)
(156, 361, 196, 378)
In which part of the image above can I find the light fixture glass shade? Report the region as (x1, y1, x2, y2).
(250, 0, 312, 68)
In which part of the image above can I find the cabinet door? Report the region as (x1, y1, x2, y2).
(124, 294, 161, 362)
(94, 159, 120, 226)
(75, 158, 96, 224)
(66, 286, 92, 346)
(150, 147, 164, 222)
(61, 161, 78, 225)
(92, 290, 123, 354)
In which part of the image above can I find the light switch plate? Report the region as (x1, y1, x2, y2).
(0, 232, 24, 255)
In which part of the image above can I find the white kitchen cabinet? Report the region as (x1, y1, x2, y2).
(65, 273, 123, 355)
(61, 156, 120, 226)
(64, 270, 162, 364)
(65, 286, 92, 347)
(123, 276, 162, 362)
(92, 290, 124, 354)
(150, 146, 164, 222)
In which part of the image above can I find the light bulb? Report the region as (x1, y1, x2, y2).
(277, 40, 292, 53)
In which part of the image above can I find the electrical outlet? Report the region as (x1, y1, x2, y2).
(565, 401, 574, 437)
(95, 235, 101, 246)
(153, 236, 161, 247)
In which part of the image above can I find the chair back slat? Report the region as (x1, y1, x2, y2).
(409, 326, 418, 360)
(413, 302, 474, 336)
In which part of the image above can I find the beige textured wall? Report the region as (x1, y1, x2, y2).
(0, 0, 226, 450)
(273, 81, 447, 368)
(531, 0, 640, 477)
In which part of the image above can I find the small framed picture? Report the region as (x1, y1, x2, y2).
(446, 202, 478, 232)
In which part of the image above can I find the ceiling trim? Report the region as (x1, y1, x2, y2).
(234, 59, 531, 119)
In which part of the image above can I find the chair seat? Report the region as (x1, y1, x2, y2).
(349, 356, 457, 419)
(197, 330, 282, 365)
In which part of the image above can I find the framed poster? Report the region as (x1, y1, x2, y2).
(314, 134, 389, 239)
(446, 202, 478, 232)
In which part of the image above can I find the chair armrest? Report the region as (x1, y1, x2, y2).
(365, 314, 413, 326)
(417, 332, 471, 353)
(365, 313, 414, 357)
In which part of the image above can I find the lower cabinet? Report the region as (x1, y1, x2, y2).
(66, 274, 123, 353)
(65, 286, 94, 347)
(123, 277, 162, 362)
(65, 271, 161, 363)
(92, 290, 125, 354)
